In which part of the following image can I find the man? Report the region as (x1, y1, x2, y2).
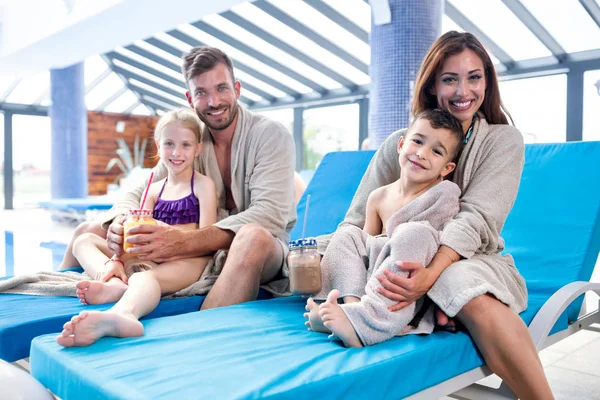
(62, 46, 296, 309)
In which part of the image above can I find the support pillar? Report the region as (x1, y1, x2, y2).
(369, 0, 443, 147)
(50, 62, 87, 199)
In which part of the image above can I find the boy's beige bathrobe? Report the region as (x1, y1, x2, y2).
(318, 113, 528, 318)
(102, 105, 297, 296)
(316, 181, 460, 346)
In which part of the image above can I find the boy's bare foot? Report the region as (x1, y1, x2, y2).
(304, 297, 331, 333)
(76, 279, 127, 305)
(55, 310, 143, 347)
(319, 290, 363, 348)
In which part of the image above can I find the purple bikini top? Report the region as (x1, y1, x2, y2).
(152, 171, 199, 225)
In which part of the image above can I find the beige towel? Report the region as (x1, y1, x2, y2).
(0, 253, 230, 299)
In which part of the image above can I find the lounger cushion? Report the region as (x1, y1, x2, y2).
(29, 142, 600, 399)
(29, 294, 557, 400)
(291, 150, 375, 240)
(0, 293, 204, 362)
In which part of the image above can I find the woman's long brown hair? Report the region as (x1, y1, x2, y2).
(411, 31, 513, 126)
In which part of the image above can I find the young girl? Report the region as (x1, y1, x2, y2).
(56, 108, 217, 347)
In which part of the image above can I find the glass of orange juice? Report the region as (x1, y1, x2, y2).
(123, 209, 156, 251)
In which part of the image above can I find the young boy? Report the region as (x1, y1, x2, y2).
(305, 109, 465, 347)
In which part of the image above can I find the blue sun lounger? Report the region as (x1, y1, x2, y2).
(0, 268, 205, 363)
(0, 152, 373, 365)
(38, 197, 115, 213)
(28, 142, 600, 399)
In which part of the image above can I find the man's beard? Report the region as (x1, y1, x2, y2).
(197, 102, 238, 131)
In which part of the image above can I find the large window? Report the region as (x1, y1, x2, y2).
(255, 108, 293, 135)
(583, 70, 600, 142)
(499, 74, 567, 143)
(12, 115, 51, 208)
(303, 103, 359, 170)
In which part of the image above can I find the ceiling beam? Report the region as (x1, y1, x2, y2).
(249, 85, 369, 112)
(163, 31, 302, 98)
(445, 1, 514, 69)
(579, 0, 600, 28)
(220, 11, 357, 90)
(0, 103, 48, 116)
(501, 0, 566, 60)
(191, 21, 328, 94)
(102, 54, 154, 114)
(303, 0, 369, 45)
(252, 1, 369, 75)
(94, 86, 129, 111)
(106, 51, 187, 89)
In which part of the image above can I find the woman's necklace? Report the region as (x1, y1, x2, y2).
(464, 114, 477, 144)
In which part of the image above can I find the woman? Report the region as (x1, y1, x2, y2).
(329, 31, 553, 399)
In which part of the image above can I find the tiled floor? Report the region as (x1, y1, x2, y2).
(2, 208, 599, 399)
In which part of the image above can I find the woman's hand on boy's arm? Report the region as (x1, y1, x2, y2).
(377, 246, 461, 311)
(376, 261, 437, 311)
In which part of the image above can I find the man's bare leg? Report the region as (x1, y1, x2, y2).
(457, 294, 554, 400)
(201, 223, 283, 310)
(59, 220, 105, 270)
(56, 256, 211, 347)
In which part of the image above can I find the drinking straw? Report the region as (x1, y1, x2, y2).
(140, 171, 154, 210)
(302, 194, 311, 238)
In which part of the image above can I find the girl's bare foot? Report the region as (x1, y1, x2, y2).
(304, 297, 331, 333)
(76, 279, 127, 305)
(319, 290, 363, 348)
(55, 310, 143, 347)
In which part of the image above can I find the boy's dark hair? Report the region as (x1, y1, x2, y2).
(181, 46, 235, 88)
(412, 109, 465, 161)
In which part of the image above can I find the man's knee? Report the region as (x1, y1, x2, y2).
(233, 223, 274, 251)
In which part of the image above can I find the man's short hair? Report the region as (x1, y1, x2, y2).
(181, 46, 235, 88)
(411, 109, 465, 160)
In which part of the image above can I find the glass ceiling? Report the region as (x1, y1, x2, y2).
(0, 0, 598, 115)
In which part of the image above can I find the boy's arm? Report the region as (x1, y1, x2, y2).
(363, 189, 383, 236)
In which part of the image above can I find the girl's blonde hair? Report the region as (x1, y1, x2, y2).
(154, 108, 204, 143)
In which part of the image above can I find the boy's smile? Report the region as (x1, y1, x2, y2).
(398, 118, 458, 183)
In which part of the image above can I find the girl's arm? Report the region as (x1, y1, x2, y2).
(196, 174, 218, 228)
(142, 181, 163, 212)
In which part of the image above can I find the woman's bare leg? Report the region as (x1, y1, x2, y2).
(457, 294, 554, 400)
(56, 256, 211, 347)
(59, 220, 105, 270)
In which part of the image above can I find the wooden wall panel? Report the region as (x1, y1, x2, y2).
(88, 111, 159, 195)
